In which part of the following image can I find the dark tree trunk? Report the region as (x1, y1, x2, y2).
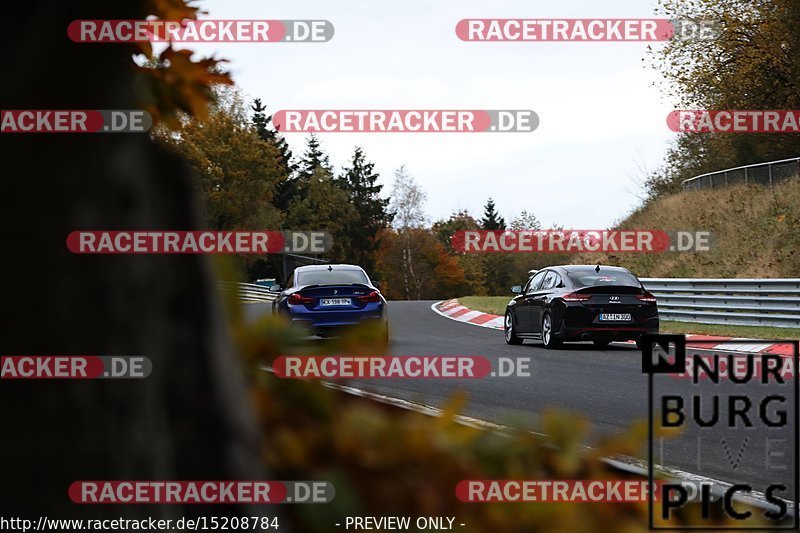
(0, 0, 272, 524)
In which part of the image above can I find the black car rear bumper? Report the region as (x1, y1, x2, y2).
(555, 319, 659, 342)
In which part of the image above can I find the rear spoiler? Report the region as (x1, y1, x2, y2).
(574, 285, 644, 294)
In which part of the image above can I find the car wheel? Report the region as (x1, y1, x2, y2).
(504, 311, 523, 345)
(542, 313, 562, 349)
(593, 340, 611, 348)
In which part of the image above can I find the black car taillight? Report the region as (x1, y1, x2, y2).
(356, 290, 381, 303)
(636, 291, 657, 303)
(288, 293, 314, 305)
(562, 292, 591, 302)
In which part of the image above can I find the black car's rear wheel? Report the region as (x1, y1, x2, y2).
(504, 311, 523, 345)
(542, 313, 562, 349)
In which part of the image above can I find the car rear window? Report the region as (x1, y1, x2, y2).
(566, 270, 641, 288)
(297, 269, 369, 286)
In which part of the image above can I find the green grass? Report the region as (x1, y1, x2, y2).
(458, 296, 512, 316)
(456, 296, 800, 340)
(659, 321, 800, 340)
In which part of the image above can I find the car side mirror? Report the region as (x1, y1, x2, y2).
(269, 284, 282, 293)
(511, 285, 522, 294)
(556, 282, 565, 288)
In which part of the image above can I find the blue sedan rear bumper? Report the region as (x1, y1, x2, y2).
(279, 301, 387, 331)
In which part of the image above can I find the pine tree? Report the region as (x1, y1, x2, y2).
(480, 198, 505, 230)
(276, 133, 332, 211)
(251, 98, 295, 177)
(297, 133, 332, 181)
(338, 147, 394, 272)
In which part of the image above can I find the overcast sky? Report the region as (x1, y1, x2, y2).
(189, 0, 676, 228)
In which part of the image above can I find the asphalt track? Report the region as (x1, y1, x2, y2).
(254, 300, 798, 503)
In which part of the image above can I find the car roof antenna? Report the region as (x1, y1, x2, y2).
(595, 264, 601, 273)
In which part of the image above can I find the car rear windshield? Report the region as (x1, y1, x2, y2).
(566, 269, 641, 288)
(297, 269, 369, 286)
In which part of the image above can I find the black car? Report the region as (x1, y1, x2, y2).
(504, 265, 658, 349)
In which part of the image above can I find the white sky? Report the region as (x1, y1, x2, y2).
(188, 0, 677, 228)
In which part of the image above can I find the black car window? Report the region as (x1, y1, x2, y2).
(566, 269, 641, 288)
(526, 271, 547, 293)
(522, 277, 533, 293)
(541, 270, 557, 290)
(553, 273, 563, 288)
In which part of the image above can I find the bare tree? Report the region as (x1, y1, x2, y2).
(388, 167, 427, 299)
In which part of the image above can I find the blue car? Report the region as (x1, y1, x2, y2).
(272, 264, 389, 341)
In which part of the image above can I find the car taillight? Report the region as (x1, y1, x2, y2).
(356, 290, 381, 303)
(288, 293, 314, 305)
(562, 292, 591, 302)
(636, 292, 657, 303)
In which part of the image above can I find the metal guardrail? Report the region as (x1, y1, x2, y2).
(641, 278, 800, 328)
(681, 157, 800, 191)
(218, 281, 277, 303)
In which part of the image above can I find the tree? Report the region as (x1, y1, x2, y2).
(389, 166, 427, 229)
(338, 147, 393, 273)
(297, 133, 332, 181)
(285, 167, 359, 263)
(0, 0, 264, 522)
(375, 229, 467, 300)
(275, 133, 333, 211)
(480, 198, 506, 230)
(385, 167, 429, 299)
(432, 210, 487, 294)
(155, 87, 285, 277)
(432, 209, 480, 248)
(510, 210, 542, 230)
(646, 0, 800, 199)
(251, 98, 295, 181)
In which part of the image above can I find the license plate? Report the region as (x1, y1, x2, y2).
(599, 313, 632, 322)
(321, 298, 351, 306)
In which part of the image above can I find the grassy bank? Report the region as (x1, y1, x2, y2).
(580, 180, 800, 278)
(456, 296, 800, 339)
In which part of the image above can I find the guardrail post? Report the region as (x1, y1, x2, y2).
(769, 164, 773, 186)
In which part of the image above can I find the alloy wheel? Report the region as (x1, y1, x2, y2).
(542, 314, 551, 344)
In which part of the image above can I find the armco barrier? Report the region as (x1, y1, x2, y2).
(218, 281, 277, 303)
(641, 278, 800, 328)
(681, 157, 800, 191)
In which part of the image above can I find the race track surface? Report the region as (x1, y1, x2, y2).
(265, 300, 798, 500)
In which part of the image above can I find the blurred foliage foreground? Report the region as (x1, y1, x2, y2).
(220, 287, 778, 532)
